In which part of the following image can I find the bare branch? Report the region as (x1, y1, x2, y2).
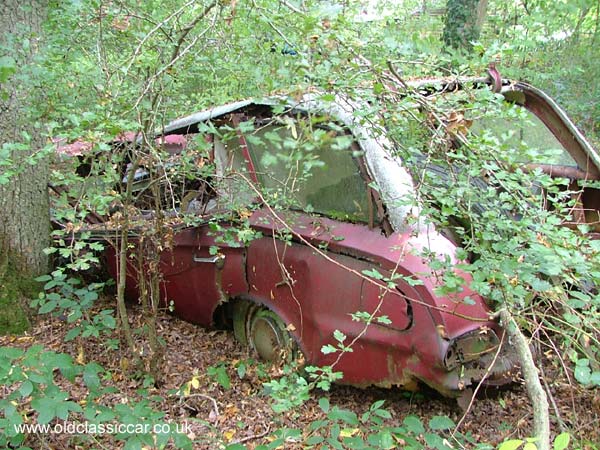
(182, 393, 220, 418)
(499, 309, 550, 450)
(130, 1, 218, 112)
(279, 0, 304, 15)
(122, 0, 196, 81)
(232, 425, 271, 444)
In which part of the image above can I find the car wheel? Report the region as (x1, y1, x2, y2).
(233, 300, 296, 364)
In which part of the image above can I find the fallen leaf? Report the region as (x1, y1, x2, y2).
(223, 429, 236, 442)
(76, 346, 85, 365)
(340, 428, 359, 438)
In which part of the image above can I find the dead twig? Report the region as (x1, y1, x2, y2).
(232, 425, 271, 444)
(181, 393, 220, 418)
(539, 359, 567, 433)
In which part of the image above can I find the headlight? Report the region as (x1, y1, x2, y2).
(444, 328, 518, 386)
(444, 327, 500, 370)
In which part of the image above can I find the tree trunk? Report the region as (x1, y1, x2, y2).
(442, 0, 488, 50)
(0, 0, 49, 277)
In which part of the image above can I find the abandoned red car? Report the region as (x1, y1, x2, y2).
(55, 76, 600, 396)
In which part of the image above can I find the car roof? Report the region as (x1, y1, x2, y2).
(159, 77, 600, 177)
(161, 78, 487, 135)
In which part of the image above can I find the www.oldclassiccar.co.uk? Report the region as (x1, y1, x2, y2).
(13, 420, 192, 435)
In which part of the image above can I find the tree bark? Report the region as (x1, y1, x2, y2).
(442, 0, 488, 50)
(0, 0, 49, 277)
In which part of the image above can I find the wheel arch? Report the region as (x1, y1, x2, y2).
(222, 294, 309, 359)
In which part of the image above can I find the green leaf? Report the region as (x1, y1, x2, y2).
(424, 432, 452, 450)
(28, 371, 50, 384)
(31, 398, 56, 424)
(318, 397, 330, 413)
(333, 330, 346, 343)
(217, 369, 231, 389)
(574, 359, 591, 384)
(370, 399, 385, 411)
(225, 444, 247, 450)
(362, 268, 384, 280)
(208, 365, 231, 390)
(96, 408, 116, 422)
(55, 400, 82, 420)
(341, 435, 364, 448)
(83, 363, 102, 390)
(321, 344, 337, 354)
(64, 327, 81, 341)
(428, 415, 455, 431)
(373, 409, 392, 419)
(553, 432, 570, 450)
(499, 439, 525, 450)
(45, 352, 75, 373)
(378, 430, 395, 449)
(154, 430, 171, 447)
(562, 313, 581, 325)
(305, 435, 324, 445)
(237, 362, 246, 379)
(35, 275, 52, 282)
(463, 295, 477, 305)
(0, 347, 24, 360)
(403, 415, 425, 434)
(123, 436, 143, 450)
(328, 408, 359, 426)
(326, 436, 345, 449)
(19, 380, 33, 397)
(38, 300, 58, 314)
(375, 315, 392, 324)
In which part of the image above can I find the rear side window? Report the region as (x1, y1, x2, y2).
(471, 105, 578, 167)
(245, 118, 371, 223)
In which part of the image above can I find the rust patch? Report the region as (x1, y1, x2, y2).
(214, 254, 228, 305)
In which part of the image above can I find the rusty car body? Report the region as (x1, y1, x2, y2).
(55, 76, 600, 396)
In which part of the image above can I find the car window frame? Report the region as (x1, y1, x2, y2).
(216, 111, 391, 232)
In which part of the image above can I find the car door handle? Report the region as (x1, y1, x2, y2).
(193, 254, 220, 263)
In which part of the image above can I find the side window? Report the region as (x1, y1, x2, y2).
(213, 135, 256, 210)
(245, 119, 372, 223)
(471, 105, 578, 167)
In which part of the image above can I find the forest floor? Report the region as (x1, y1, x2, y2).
(2, 298, 599, 449)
